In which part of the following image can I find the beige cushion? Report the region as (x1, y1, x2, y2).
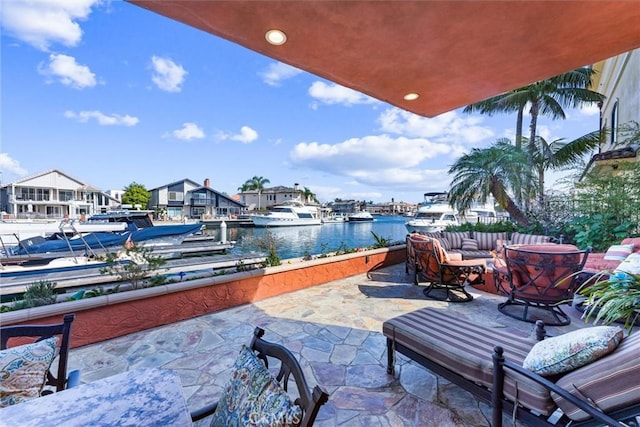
(0, 337, 58, 408)
(523, 326, 624, 376)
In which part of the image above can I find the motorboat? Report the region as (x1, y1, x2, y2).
(347, 211, 374, 222)
(405, 192, 459, 233)
(322, 214, 348, 224)
(6, 210, 204, 257)
(250, 200, 322, 227)
(0, 218, 128, 247)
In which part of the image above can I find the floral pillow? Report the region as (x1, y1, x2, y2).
(211, 345, 302, 427)
(603, 244, 635, 261)
(0, 337, 58, 408)
(523, 326, 624, 376)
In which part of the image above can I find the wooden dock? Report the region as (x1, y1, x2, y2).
(0, 253, 267, 298)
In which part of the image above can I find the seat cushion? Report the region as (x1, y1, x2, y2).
(553, 330, 640, 421)
(523, 326, 624, 376)
(210, 345, 302, 427)
(0, 337, 58, 408)
(382, 308, 556, 415)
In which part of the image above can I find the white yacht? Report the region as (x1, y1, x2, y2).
(405, 192, 460, 233)
(347, 211, 374, 222)
(250, 200, 322, 227)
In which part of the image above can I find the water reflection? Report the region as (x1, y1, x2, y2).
(204, 216, 407, 259)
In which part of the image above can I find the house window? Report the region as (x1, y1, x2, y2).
(611, 101, 618, 145)
(168, 191, 183, 201)
(59, 190, 74, 201)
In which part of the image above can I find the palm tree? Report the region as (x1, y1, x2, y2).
(465, 67, 604, 207)
(301, 187, 318, 204)
(247, 176, 270, 191)
(527, 129, 604, 198)
(448, 139, 534, 225)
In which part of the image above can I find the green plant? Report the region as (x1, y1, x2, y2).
(23, 280, 58, 307)
(370, 231, 392, 248)
(250, 231, 281, 267)
(100, 244, 167, 290)
(578, 271, 640, 333)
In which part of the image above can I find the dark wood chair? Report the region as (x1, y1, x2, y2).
(191, 327, 329, 426)
(498, 244, 591, 326)
(409, 235, 485, 302)
(0, 313, 80, 394)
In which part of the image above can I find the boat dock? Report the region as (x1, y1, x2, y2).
(0, 253, 267, 298)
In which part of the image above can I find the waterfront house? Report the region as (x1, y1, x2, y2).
(0, 169, 119, 220)
(147, 178, 245, 220)
(239, 183, 310, 211)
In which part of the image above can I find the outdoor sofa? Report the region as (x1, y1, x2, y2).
(582, 237, 640, 272)
(383, 308, 640, 427)
(412, 231, 553, 259)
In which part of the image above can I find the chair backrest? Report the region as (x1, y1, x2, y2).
(504, 245, 591, 302)
(251, 327, 329, 427)
(0, 313, 75, 393)
(409, 236, 449, 282)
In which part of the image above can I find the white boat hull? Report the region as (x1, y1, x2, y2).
(250, 216, 322, 227)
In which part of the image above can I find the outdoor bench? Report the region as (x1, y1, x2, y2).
(383, 307, 640, 426)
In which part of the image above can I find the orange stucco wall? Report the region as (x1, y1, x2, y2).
(4, 249, 404, 348)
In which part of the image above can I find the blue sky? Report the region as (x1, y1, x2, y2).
(0, 0, 601, 204)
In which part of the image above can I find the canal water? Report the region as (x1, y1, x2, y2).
(205, 215, 409, 260)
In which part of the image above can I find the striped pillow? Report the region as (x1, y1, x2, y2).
(461, 238, 479, 251)
(441, 231, 470, 249)
(510, 232, 550, 245)
(603, 244, 634, 261)
(472, 232, 509, 250)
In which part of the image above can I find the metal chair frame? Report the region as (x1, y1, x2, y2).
(498, 245, 591, 326)
(409, 236, 485, 302)
(1, 313, 79, 393)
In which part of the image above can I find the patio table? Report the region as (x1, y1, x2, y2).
(0, 367, 192, 427)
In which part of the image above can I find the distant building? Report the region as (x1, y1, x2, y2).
(0, 169, 119, 219)
(148, 178, 245, 220)
(106, 189, 125, 203)
(239, 183, 307, 210)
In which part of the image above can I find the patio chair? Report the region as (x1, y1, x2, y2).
(409, 235, 485, 302)
(498, 244, 591, 326)
(0, 313, 80, 405)
(191, 327, 329, 426)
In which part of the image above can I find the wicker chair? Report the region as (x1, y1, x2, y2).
(498, 244, 591, 326)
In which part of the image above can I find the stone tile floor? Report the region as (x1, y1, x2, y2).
(69, 263, 593, 426)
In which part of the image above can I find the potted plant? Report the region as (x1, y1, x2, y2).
(578, 270, 640, 333)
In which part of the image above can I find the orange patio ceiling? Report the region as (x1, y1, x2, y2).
(128, 1, 640, 117)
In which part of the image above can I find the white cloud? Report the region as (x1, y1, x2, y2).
(308, 81, 379, 106)
(64, 110, 139, 126)
(579, 103, 600, 116)
(171, 123, 205, 140)
(0, 153, 27, 176)
(0, 0, 101, 51)
(378, 108, 494, 144)
(39, 54, 97, 89)
(260, 62, 302, 86)
(217, 126, 259, 144)
(150, 56, 187, 93)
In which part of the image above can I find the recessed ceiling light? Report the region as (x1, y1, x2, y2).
(265, 29, 287, 45)
(404, 93, 420, 101)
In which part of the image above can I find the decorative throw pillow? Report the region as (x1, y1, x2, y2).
(461, 238, 479, 251)
(210, 345, 302, 427)
(603, 244, 635, 261)
(0, 337, 58, 408)
(523, 326, 624, 376)
(616, 253, 640, 274)
(439, 237, 451, 251)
